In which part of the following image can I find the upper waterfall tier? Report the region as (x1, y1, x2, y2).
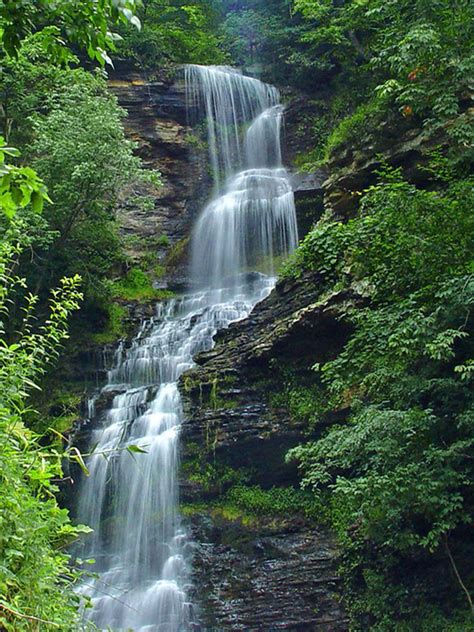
(185, 64, 280, 186)
(186, 65, 298, 289)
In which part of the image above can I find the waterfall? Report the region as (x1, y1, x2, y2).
(74, 65, 297, 631)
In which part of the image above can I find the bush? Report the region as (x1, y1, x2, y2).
(285, 169, 474, 627)
(226, 484, 323, 521)
(323, 100, 382, 161)
(0, 230, 87, 630)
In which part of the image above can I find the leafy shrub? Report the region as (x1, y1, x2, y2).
(285, 168, 474, 626)
(0, 228, 87, 630)
(323, 100, 382, 160)
(109, 267, 160, 302)
(281, 214, 349, 284)
(226, 484, 323, 521)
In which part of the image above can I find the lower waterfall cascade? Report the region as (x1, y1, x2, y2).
(74, 65, 298, 631)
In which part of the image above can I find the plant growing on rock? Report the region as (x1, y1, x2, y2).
(286, 167, 474, 628)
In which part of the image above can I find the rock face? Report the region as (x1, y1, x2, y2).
(283, 94, 328, 237)
(323, 105, 473, 218)
(190, 518, 347, 631)
(108, 62, 212, 287)
(179, 273, 355, 631)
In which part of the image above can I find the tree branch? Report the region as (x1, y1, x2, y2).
(444, 535, 474, 615)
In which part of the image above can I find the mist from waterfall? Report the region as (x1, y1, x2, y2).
(74, 65, 297, 631)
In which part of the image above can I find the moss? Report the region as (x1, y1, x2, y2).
(211, 504, 258, 527)
(30, 386, 83, 437)
(244, 252, 288, 276)
(180, 502, 259, 527)
(91, 302, 128, 344)
(323, 99, 382, 161)
(152, 263, 166, 278)
(108, 267, 174, 303)
(224, 484, 324, 521)
(199, 376, 240, 410)
(182, 452, 250, 493)
(294, 100, 382, 170)
(180, 503, 209, 517)
(180, 486, 324, 529)
(184, 132, 207, 151)
(166, 237, 189, 268)
(156, 234, 170, 248)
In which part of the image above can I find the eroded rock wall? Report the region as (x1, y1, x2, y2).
(108, 62, 212, 288)
(178, 273, 355, 630)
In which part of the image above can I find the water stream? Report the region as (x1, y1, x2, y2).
(75, 65, 297, 631)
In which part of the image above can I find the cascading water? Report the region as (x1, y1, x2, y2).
(186, 65, 298, 288)
(74, 65, 297, 631)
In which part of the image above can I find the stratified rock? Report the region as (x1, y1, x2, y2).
(108, 61, 212, 287)
(190, 515, 348, 631)
(323, 107, 474, 218)
(180, 273, 356, 631)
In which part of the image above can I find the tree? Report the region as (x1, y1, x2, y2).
(116, 0, 225, 67)
(0, 0, 140, 65)
(293, 0, 474, 129)
(26, 77, 143, 294)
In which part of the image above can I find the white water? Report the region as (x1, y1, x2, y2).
(75, 65, 297, 631)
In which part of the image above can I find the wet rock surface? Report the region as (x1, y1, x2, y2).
(189, 515, 348, 631)
(108, 62, 212, 287)
(180, 273, 356, 631)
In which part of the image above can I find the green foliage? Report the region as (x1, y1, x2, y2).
(225, 484, 323, 521)
(117, 0, 225, 67)
(283, 168, 474, 292)
(293, 75, 372, 170)
(31, 387, 82, 437)
(286, 168, 474, 626)
(0, 137, 50, 219)
(323, 99, 382, 160)
(166, 236, 189, 267)
(182, 442, 250, 493)
(0, 0, 140, 65)
(109, 267, 173, 302)
(156, 234, 171, 248)
(26, 78, 141, 283)
(290, 0, 474, 168)
(0, 226, 88, 630)
(281, 211, 348, 285)
(271, 379, 327, 431)
(91, 303, 128, 345)
(1, 25, 165, 343)
(1, 35, 160, 339)
(221, 0, 310, 84)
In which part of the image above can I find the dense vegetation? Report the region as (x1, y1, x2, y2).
(0, 0, 472, 629)
(273, 1, 474, 628)
(116, 0, 225, 68)
(283, 166, 473, 629)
